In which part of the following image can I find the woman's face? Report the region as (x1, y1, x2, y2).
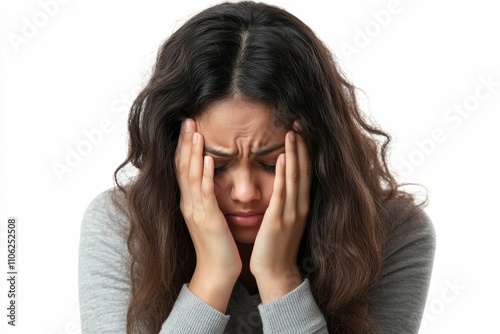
(196, 98, 287, 244)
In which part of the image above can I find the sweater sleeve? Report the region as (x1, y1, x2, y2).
(78, 190, 230, 334)
(371, 204, 436, 333)
(256, 203, 435, 334)
(258, 279, 328, 334)
(161, 285, 229, 333)
(78, 190, 132, 333)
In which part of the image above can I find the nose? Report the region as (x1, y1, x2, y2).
(230, 169, 261, 203)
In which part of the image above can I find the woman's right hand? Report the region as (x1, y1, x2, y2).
(175, 118, 241, 313)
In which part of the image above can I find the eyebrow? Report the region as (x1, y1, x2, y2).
(204, 143, 285, 157)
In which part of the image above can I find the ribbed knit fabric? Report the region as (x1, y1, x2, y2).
(258, 280, 327, 333)
(79, 189, 435, 333)
(162, 285, 230, 333)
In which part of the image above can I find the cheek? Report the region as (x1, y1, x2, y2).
(213, 174, 229, 205)
(260, 173, 275, 206)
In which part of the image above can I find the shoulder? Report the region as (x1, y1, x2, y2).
(80, 188, 130, 260)
(383, 198, 436, 258)
(369, 199, 436, 331)
(79, 188, 132, 333)
(83, 188, 128, 223)
(81, 188, 129, 235)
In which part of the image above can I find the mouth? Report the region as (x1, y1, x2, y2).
(225, 213, 264, 227)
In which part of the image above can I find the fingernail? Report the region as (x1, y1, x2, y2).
(192, 132, 199, 144)
(280, 154, 286, 166)
(183, 119, 193, 132)
(289, 131, 296, 142)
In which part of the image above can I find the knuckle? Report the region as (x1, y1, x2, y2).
(302, 164, 312, 175)
(287, 170, 299, 182)
(284, 211, 297, 224)
(188, 172, 199, 184)
(177, 162, 188, 174)
(271, 180, 285, 199)
(299, 203, 309, 215)
(274, 188, 286, 200)
(201, 185, 213, 198)
(180, 205, 193, 219)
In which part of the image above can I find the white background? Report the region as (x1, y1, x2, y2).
(1, 0, 499, 333)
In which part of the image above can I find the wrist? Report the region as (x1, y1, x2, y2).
(254, 266, 303, 304)
(188, 267, 239, 313)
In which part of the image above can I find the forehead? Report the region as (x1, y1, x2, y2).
(195, 98, 284, 149)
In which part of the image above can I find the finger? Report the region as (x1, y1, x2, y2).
(265, 153, 286, 221)
(175, 119, 196, 207)
(175, 119, 195, 171)
(295, 129, 312, 217)
(175, 119, 196, 175)
(283, 131, 299, 223)
(201, 155, 219, 215)
(189, 132, 205, 214)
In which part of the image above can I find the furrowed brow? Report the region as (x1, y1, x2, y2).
(252, 143, 284, 156)
(204, 147, 238, 157)
(204, 143, 284, 157)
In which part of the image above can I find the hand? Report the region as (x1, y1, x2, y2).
(175, 119, 241, 312)
(250, 127, 312, 303)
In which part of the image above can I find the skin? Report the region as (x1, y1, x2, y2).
(175, 98, 311, 313)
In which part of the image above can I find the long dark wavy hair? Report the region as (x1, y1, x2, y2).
(114, 1, 417, 333)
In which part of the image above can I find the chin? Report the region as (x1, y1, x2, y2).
(230, 227, 259, 244)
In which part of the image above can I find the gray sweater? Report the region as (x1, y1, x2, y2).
(79, 189, 436, 333)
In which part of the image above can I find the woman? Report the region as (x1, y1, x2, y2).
(79, 1, 436, 333)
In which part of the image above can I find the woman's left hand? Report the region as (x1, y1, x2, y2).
(250, 127, 312, 303)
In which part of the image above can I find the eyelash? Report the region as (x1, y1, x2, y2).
(261, 164, 276, 173)
(213, 163, 276, 176)
(213, 166, 227, 176)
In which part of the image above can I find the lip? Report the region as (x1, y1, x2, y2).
(225, 213, 264, 227)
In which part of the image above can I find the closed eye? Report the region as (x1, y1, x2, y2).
(260, 163, 276, 174)
(214, 165, 228, 176)
(212, 162, 277, 176)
